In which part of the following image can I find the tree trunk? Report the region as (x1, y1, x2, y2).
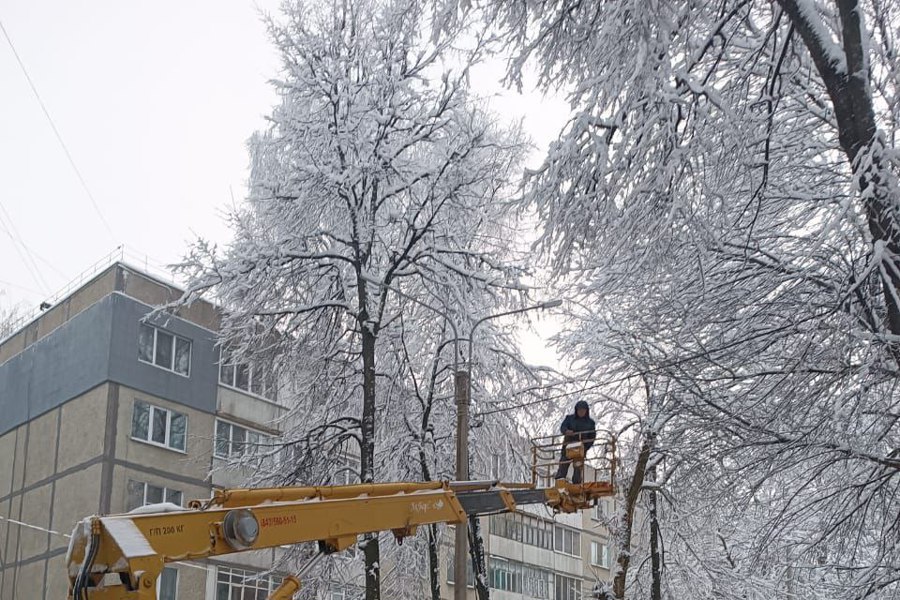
(612, 432, 654, 600)
(468, 516, 490, 600)
(427, 524, 442, 600)
(420, 449, 442, 600)
(648, 462, 662, 600)
(830, 1, 900, 354)
(360, 323, 381, 600)
(779, 0, 900, 359)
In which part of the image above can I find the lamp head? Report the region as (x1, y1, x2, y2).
(540, 299, 563, 309)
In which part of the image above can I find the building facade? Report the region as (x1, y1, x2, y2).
(440, 488, 616, 600)
(0, 262, 286, 599)
(320, 474, 617, 600)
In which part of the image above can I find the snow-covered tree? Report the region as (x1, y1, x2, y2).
(0, 296, 24, 340)
(456, 1, 900, 599)
(177, 0, 539, 598)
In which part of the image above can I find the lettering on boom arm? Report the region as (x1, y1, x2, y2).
(260, 515, 298, 528)
(411, 500, 445, 513)
(148, 524, 185, 537)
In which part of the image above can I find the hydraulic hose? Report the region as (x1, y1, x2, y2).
(73, 532, 99, 600)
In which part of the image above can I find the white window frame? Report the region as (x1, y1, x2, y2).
(278, 442, 300, 467)
(446, 539, 476, 588)
(127, 479, 183, 511)
(592, 498, 612, 521)
(489, 555, 524, 594)
(492, 511, 553, 550)
(332, 453, 360, 485)
(215, 566, 281, 599)
(591, 540, 611, 568)
(330, 587, 348, 600)
(139, 323, 191, 377)
(218, 349, 276, 400)
(491, 556, 508, 592)
(157, 566, 177, 600)
(214, 419, 273, 459)
(522, 564, 553, 599)
(554, 574, 582, 600)
(131, 400, 188, 453)
(554, 525, 581, 557)
(329, 584, 363, 600)
(490, 452, 506, 480)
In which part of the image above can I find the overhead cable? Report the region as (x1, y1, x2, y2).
(0, 17, 116, 241)
(0, 199, 50, 293)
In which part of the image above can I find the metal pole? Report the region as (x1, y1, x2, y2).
(461, 299, 563, 600)
(453, 369, 470, 600)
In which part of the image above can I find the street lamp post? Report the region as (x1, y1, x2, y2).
(357, 276, 473, 599)
(456, 299, 562, 600)
(356, 276, 562, 600)
(465, 299, 563, 429)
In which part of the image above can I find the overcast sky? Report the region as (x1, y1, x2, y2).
(1, 1, 569, 361)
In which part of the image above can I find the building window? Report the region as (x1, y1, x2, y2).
(131, 400, 187, 452)
(554, 574, 582, 600)
(490, 452, 506, 480)
(554, 525, 581, 557)
(158, 567, 177, 600)
(215, 419, 272, 459)
(488, 556, 552, 598)
(591, 540, 611, 568)
(446, 543, 475, 587)
(329, 584, 363, 600)
(330, 587, 347, 600)
(216, 566, 281, 600)
(491, 512, 553, 550)
(278, 442, 300, 467)
(489, 556, 522, 593)
(332, 453, 360, 485)
(139, 323, 191, 376)
(219, 349, 276, 399)
(593, 498, 611, 521)
(127, 480, 183, 511)
(523, 564, 552, 599)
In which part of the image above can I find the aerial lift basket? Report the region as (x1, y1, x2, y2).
(529, 430, 616, 488)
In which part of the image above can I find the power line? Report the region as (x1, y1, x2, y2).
(0, 514, 68, 538)
(0, 17, 116, 241)
(0, 278, 43, 296)
(0, 199, 51, 294)
(27, 249, 69, 280)
(0, 514, 212, 572)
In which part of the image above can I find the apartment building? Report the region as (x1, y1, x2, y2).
(0, 261, 287, 600)
(441, 479, 616, 600)
(481, 499, 615, 600)
(320, 460, 617, 600)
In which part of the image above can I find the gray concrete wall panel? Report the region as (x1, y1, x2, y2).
(0, 292, 219, 436)
(0, 297, 113, 436)
(107, 294, 218, 413)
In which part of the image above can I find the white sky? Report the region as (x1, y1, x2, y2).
(0, 1, 569, 365)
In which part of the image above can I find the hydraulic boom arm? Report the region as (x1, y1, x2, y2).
(67, 480, 612, 600)
(68, 431, 616, 599)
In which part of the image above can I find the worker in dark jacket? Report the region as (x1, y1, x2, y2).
(554, 400, 596, 483)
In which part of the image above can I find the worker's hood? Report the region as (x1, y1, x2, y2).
(574, 400, 589, 413)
